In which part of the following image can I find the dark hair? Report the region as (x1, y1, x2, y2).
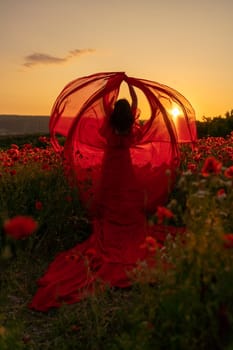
(109, 99, 134, 134)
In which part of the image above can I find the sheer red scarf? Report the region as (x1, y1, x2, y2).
(49, 72, 196, 211)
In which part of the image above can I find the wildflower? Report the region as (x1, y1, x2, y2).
(33, 155, 40, 162)
(187, 163, 197, 172)
(156, 206, 174, 224)
(10, 144, 19, 150)
(224, 166, 233, 178)
(35, 200, 43, 210)
(193, 153, 201, 162)
(140, 236, 160, 253)
(38, 136, 49, 144)
(3, 216, 38, 240)
(9, 169, 17, 176)
(7, 148, 20, 161)
(23, 143, 32, 150)
(42, 163, 51, 171)
(201, 156, 222, 177)
(217, 188, 226, 199)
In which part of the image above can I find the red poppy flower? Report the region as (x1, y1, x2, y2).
(10, 144, 19, 150)
(42, 163, 51, 171)
(156, 206, 174, 224)
(140, 236, 161, 253)
(35, 200, 43, 210)
(201, 157, 222, 177)
(38, 136, 49, 144)
(7, 148, 20, 161)
(4, 216, 38, 239)
(217, 188, 226, 198)
(224, 166, 233, 178)
(187, 163, 197, 172)
(9, 169, 17, 176)
(193, 153, 201, 162)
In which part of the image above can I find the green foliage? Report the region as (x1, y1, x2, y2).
(197, 109, 233, 138)
(0, 327, 27, 350)
(113, 221, 233, 349)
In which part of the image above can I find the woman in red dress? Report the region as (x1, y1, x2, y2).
(29, 72, 196, 311)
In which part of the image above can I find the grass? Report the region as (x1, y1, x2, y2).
(1, 134, 233, 349)
(0, 243, 140, 349)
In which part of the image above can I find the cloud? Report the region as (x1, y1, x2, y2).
(68, 48, 96, 57)
(23, 48, 96, 68)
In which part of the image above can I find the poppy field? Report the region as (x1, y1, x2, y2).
(1, 134, 233, 349)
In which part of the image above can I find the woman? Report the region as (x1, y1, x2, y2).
(29, 72, 196, 311)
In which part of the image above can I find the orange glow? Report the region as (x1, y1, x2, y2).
(170, 107, 181, 118)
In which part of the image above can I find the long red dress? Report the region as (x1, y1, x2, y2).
(29, 72, 196, 311)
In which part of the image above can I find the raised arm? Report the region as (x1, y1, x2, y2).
(128, 84, 138, 112)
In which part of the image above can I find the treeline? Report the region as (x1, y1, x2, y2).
(196, 109, 233, 138)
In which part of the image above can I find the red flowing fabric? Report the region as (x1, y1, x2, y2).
(29, 72, 196, 311)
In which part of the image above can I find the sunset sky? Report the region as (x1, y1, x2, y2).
(1, 0, 233, 120)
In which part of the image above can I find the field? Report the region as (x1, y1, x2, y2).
(0, 115, 49, 136)
(1, 134, 233, 349)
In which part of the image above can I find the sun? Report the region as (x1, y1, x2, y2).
(170, 107, 181, 118)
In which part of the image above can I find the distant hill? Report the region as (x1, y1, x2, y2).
(0, 115, 50, 136)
